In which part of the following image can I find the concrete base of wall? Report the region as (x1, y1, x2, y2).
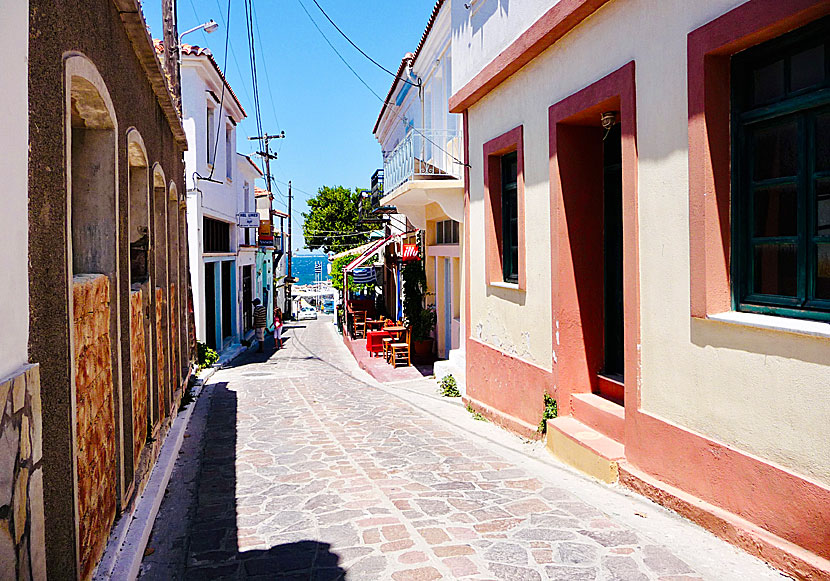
(546, 416, 623, 484)
(462, 395, 542, 441)
(620, 462, 830, 581)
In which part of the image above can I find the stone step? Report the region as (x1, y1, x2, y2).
(572, 393, 625, 444)
(546, 416, 625, 483)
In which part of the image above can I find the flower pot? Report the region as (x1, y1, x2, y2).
(412, 338, 434, 358)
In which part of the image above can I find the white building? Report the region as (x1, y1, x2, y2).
(237, 154, 263, 339)
(181, 44, 249, 355)
(373, 0, 465, 383)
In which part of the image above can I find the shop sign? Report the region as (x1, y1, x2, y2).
(402, 244, 420, 261)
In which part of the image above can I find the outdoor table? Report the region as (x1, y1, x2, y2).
(384, 325, 406, 341)
(365, 319, 385, 331)
(366, 330, 391, 357)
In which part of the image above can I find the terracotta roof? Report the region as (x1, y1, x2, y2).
(155, 40, 246, 118)
(254, 186, 270, 197)
(412, 0, 445, 64)
(372, 0, 445, 136)
(238, 153, 263, 175)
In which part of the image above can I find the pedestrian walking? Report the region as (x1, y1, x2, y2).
(273, 306, 284, 349)
(253, 298, 268, 352)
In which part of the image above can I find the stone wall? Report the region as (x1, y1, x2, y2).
(169, 282, 177, 400)
(73, 274, 117, 580)
(0, 364, 45, 580)
(129, 289, 147, 474)
(155, 287, 166, 424)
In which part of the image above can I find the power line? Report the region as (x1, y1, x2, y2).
(295, 0, 468, 169)
(250, 0, 283, 132)
(188, 0, 255, 110)
(309, 0, 418, 88)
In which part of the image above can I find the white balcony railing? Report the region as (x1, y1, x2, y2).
(383, 129, 463, 195)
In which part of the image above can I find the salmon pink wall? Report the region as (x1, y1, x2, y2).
(547, 63, 640, 417)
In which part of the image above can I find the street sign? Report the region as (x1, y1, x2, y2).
(237, 212, 260, 228)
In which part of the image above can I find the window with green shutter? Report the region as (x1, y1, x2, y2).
(732, 16, 830, 321)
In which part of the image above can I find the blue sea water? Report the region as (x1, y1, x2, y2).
(291, 254, 331, 285)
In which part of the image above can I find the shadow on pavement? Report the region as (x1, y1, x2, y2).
(155, 381, 347, 580)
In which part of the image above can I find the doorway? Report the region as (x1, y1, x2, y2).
(221, 261, 233, 343)
(242, 265, 253, 332)
(443, 258, 452, 358)
(601, 123, 624, 394)
(205, 262, 216, 350)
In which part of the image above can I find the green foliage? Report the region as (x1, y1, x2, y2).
(466, 404, 487, 421)
(438, 374, 460, 397)
(196, 341, 219, 370)
(302, 185, 372, 254)
(537, 393, 558, 434)
(402, 260, 427, 321)
(402, 258, 435, 341)
(331, 254, 376, 293)
(412, 305, 437, 342)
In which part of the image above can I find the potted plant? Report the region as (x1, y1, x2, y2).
(411, 305, 437, 357)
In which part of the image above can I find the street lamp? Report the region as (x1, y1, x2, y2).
(179, 20, 219, 46)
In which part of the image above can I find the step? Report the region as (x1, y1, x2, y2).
(546, 416, 625, 483)
(572, 393, 625, 444)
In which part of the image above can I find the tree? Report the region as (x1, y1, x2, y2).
(302, 185, 371, 254)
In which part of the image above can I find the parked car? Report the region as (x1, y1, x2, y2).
(298, 307, 318, 321)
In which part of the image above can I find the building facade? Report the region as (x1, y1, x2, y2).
(181, 44, 248, 356)
(20, 0, 193, 578)
(451, 0, 830, 578)
(374, 0, 466, 378)
(237, 155, 263, 339)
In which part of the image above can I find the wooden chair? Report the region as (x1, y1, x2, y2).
(381, 319, 395, 361)
(390, 327, 411, 367)
(353, 311, 366, 338)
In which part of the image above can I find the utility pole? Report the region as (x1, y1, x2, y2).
(287, 180, 293, 319)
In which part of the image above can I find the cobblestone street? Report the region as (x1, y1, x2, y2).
(138, 318, 785, 581)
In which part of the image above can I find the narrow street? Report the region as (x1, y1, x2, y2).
(137, 318, 784, 581)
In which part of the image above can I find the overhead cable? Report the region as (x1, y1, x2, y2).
(310, 0, 419, 88)
(295, 0, 469, 169)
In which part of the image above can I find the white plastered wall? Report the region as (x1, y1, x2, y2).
(0, 0, 29, 379)
(463, 0, 830, 485)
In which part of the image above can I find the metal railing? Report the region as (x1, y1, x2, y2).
(383, 129, 463, 195)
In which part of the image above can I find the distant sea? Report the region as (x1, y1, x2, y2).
(291, 254, 331, 285)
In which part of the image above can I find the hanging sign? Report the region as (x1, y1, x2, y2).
(401, 244, 420, 261)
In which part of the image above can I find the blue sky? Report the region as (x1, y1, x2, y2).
(142, 0, 436, 253)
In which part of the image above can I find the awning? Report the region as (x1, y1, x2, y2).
(343, 230, 417, 273)
(330, 240, 376, 261)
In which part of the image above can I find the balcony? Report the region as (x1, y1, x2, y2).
(383, 129, 463, 195)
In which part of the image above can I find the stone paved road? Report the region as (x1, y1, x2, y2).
(139, 318, 785, 581)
